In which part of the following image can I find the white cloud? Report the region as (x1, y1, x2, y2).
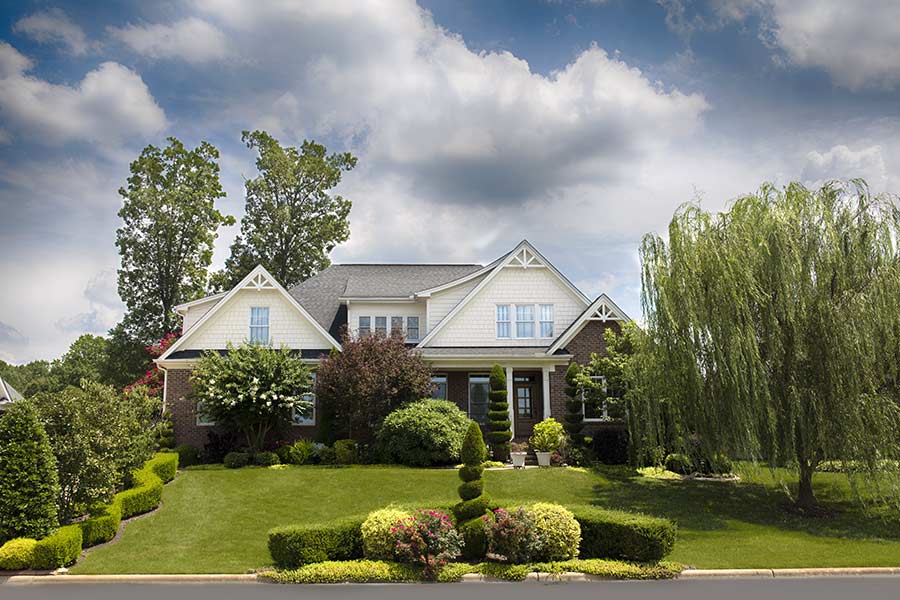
(802, 144, 889, 189)
(705, 0, 900, 91)
(13, 8, 90, 55)
(108, 17, 229, 64)
(55, 269, 123, 334)
(0, 43, 166, 147)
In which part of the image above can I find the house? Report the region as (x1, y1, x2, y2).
(156, 240, 629, 448)
(0, 375, 23, 412)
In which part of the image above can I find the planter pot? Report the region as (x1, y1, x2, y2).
(535, 451, 552, 467)
(511, 452, 527, 469)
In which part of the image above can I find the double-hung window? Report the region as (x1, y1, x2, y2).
(391, 316, 404, 335)
(407, 316, 420, 341)
(358, 316, 371, 337)
(540, 304, 554, 337)
(496, 305, 511, 338)
(430, 373, 448, 400)
(195, 400, 215, 426)
(515, 304, 534, 338)
(249, 307, 270, 345)
(468, 374, 491, 425)
(375, 316, 387, 335)
(292, 372, 316, 426)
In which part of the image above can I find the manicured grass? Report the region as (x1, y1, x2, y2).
(72, 463, 900, 573)
(72, 465, 595, 574)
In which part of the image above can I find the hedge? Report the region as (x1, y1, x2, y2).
(79, 500, 123, 547)
(269, 517, 365, 568)
(569, 505, 676, 563)
(263, 560, 420, 583)
(31, 525, 82, 569)
(0, 538, 37, 570)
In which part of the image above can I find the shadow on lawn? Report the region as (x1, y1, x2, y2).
(590, 465, 900, 541)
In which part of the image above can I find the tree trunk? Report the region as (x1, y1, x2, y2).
(796, 463, 817, 510)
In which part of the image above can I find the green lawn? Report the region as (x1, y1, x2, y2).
(72, 463, 900, 573)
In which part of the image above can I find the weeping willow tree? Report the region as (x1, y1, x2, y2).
(640, 180, 900, 510)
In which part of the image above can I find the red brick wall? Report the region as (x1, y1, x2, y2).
(548, 320, 623, 435)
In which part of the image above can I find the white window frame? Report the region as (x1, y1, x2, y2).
(249, 306, 270, 345)
(374, 316, 388, 335)
(406, 316, 420, 341)
(292, 372, 316, 427)
(195, 399, 216, 426)
(515, 304, 535, 339)
(358, 316, 371, 337)
(391, 316, 404, 335)
(496, 304, 511, 338)
(582, 375, 608, 422)
(539, 304, 554, 338)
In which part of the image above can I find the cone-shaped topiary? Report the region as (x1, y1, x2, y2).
(486, 364, 512, 461)
(454, 421, 493, 558)
(562, 362, 585, 446)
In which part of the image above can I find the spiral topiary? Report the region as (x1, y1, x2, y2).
(486, 364, 512, 461)
(562, 362, 585, 446)
(454, 421, 493, 559)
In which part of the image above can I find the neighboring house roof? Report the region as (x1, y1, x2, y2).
(0, 376, 23, 410)
(289, 263, 484, 331)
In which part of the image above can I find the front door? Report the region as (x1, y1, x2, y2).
(513, 372, 543, 439)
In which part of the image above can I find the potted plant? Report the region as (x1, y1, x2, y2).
(529, 418, 565, 467)
(510, 442, 528, 469)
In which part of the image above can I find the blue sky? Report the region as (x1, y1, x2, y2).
(2, 0, 900, 362)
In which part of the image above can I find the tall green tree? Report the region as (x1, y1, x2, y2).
(640, 180, 900, 510)
(116, 138, 233, 343)
(50, 334, 109, 389)
(211, 130, 355, 291)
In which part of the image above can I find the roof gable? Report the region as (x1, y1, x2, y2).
(418, 240, 590, 347)
(546, 293, 630, 355)
(158, 265, 341, 362)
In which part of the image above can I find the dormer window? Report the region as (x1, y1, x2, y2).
(249, 307, 269, 344)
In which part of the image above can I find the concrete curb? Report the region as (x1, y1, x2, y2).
(4, 574, 258, 585)
(680, 568, 900, 578)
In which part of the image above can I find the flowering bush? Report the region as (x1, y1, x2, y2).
(125, 333, 179, 398)
(481, 507, 539, 563)
(392, 510, 462, 580)
(191, 342, 313, 450)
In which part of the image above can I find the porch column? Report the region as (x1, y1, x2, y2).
(506, 365, 515, 439)
(542, 366, 551, 418)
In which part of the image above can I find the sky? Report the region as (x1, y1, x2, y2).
(1, 0, 900, 364)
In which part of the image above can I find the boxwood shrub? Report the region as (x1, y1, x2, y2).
(31, 525, 82, 569)
(253, 451, 280, 466)
(269, 517, 365, 568)
(79, 500, 123, 547)
(263, 560, 421, 583)
(174, 444, 201, 467)
(0, 538, 37, 570)
(224, 451, 250, 469)
(376, 400, 470, 466)
(361, 508, 409, 560)
(527, 502, 580, 561)
(569, 505, 676, 562)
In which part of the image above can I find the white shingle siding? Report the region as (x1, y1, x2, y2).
(182, 289, 333, 349)
(182, 300, 220, 333)
(426, 266, 586, 347)
(427, 275, 485, 331)
(347, 302, 427, 338)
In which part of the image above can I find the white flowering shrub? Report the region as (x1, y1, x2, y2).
(191, 342, 313, 450)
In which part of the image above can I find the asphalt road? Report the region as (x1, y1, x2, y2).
(3, 579, 900, 600)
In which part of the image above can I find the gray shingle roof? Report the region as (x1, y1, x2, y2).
(289, 264, 484, 331)
(420, 347, 570, 357)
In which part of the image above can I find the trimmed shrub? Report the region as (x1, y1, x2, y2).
(254, 451, 280, 466)
(529, 418, 565, 453)
(569, 505, 676, 563)
(481, 507, 539, 563)
(458, 479, 484, 501)
(31, 525, 82, 569)
(268, 518, 364, 568)
(392, 510, 462, 580)
(527, 502, 581, 561)
(486, 365, 511, 461)
(459, 421, 486, 466)
(175, 444, 201, 467)
(334, 439, 359, 464)
(458, 517, 487, 561)
(453, 494, 494, 523)
(361, 508, 410, 560)
(277, 439, 315, 465)
(263, 559, 420, 584)
(377, 400, 470, 467)
(592, 427, 629, 465)
(224, 452, 250, 469)
(562, 362, 585, 445)
(0, 402, 60, 540)
(316, 445, 336, 465)
(664, 453, 692, 475)
(459, 464, 484, 482)
(79, 500, 122, 547)
(0, 538, 37, 570)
